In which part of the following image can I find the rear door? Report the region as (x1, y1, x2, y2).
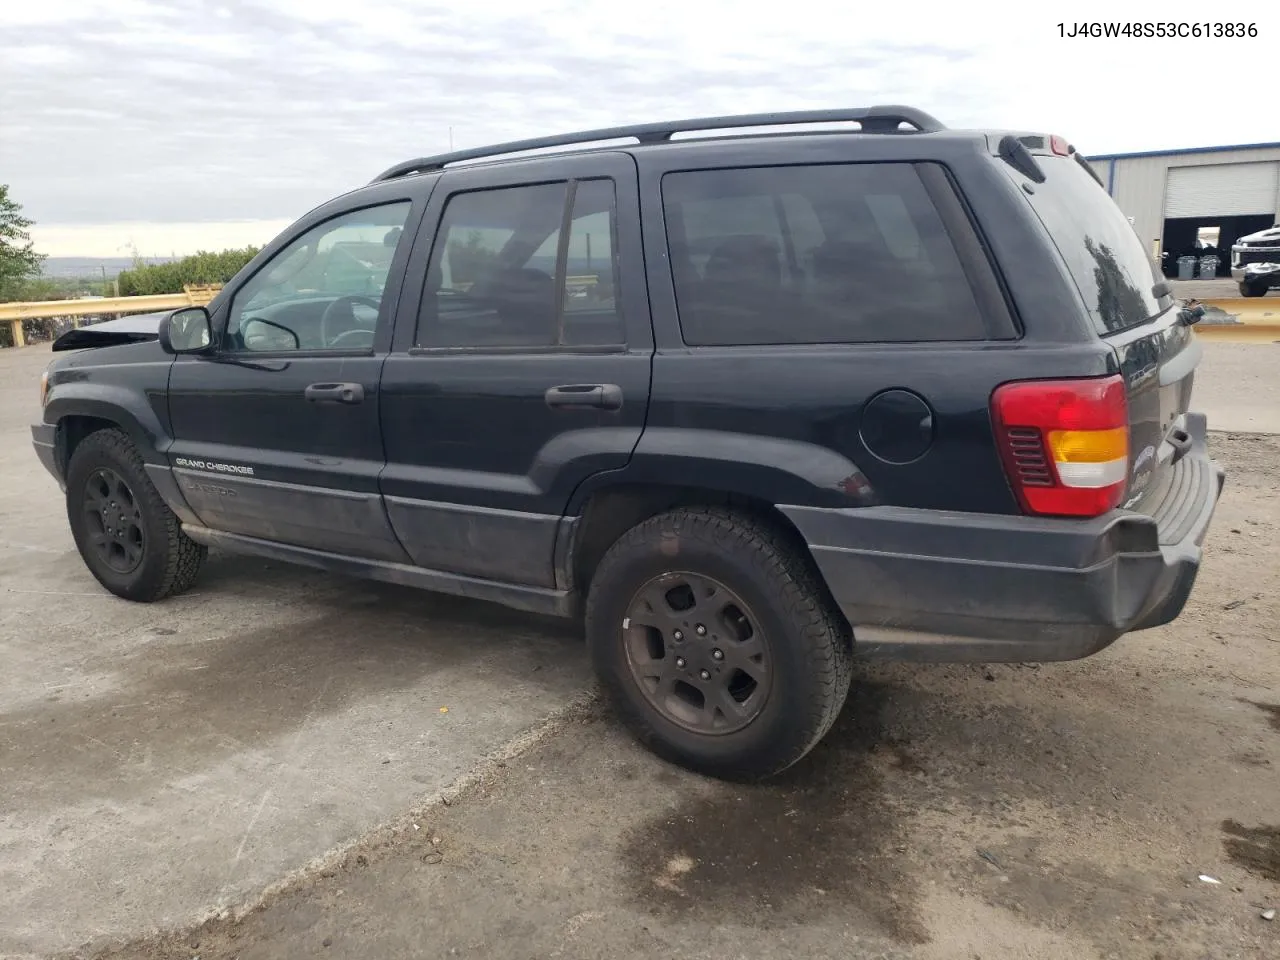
(378, 152, 653, 587)
(1012, 151, 1199, 512)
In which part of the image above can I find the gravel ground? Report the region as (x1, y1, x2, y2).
(76, 431, 1280, 960)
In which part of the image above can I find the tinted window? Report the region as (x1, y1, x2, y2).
(561, 180, 624, 344)
(417, 180, 623, 348)
(662, 163, 986, 346)
(228, 202, 411, 352)
(1018, 155, 1163, 335)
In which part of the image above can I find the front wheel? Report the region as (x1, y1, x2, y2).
(1240, 279, 1269, 297)
(65, 428, 206, 602)
(585, 507, 852, 780)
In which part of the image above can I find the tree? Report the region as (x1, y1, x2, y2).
(0, 184, 46, 301)
(116, 246, 260, 296)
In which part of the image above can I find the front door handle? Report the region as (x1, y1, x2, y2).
(544, 384, 623, 411)
(304, 382, 364, 404)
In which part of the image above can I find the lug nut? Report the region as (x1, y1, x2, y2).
(712, 649, 724, 661)
(675, 657, 687, 669)
(695, 624, 707, 636)
(673, 630, 684, 641)
(699, 669, 711, 681)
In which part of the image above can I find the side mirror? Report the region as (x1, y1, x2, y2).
(159, 307, 213, 355)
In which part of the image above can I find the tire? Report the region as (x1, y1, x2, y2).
(585, 506, 853, 781)
(65, 428, 206, 602)
(1240, 280, 1268, 298)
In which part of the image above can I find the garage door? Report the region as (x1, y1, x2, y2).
(1164, 161, 1279, 218)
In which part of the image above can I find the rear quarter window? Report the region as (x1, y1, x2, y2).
(1015, 155, 1164, 335)
(661, 162, 993, 346)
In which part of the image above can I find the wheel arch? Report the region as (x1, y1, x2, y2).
(559, 481, 837, 614)
(46, 391, 169, 476)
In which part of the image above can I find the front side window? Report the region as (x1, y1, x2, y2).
(417, 179, 624, 349)
(226, 202, 411, 352)
(662, 163, 987, 346)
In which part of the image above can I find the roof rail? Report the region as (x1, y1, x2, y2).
(371, 105, 944, 183)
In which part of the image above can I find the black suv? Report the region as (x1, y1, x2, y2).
(32, 106, 1224, 779)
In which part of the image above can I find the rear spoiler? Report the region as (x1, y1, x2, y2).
(989, 132, 1107, 189)
(52, 313, 165, 352)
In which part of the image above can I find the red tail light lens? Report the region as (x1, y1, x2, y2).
(1050, 134, 1071, 156)
(991, 375, 1129, 517)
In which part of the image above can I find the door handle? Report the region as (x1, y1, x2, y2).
(544, 384, 623, 411)
(304, 382, 365, 404)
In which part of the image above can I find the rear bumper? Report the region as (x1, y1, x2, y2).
(30, 423, 63, 490)
(781, 414, 1225, 663)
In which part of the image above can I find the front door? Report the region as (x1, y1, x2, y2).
(167, 197, 419, 561)
(379, 153, 653, 587)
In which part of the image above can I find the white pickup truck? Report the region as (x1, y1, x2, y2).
(1232, 224, 1280, 296)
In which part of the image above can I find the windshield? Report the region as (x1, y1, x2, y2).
(1015, 155, 1164, 335)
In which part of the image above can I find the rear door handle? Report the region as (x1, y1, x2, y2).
(544, 384, 623, 411)
(304, 382, 364, 404)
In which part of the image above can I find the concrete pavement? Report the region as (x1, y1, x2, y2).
(0, 345, 592, 958)
(1190, 342, 1280, 434)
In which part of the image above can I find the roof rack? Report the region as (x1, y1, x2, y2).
(371, 105, 944, 183)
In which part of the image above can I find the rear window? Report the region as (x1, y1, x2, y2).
(661, 163, 989, 346)
(1018, 155, 1164, 335)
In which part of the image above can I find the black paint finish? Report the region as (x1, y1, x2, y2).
(30, 120, 1222, 663)
(378, 152, 653, 585)
(859, 389, 934, 465)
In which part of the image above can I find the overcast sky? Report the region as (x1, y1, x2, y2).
(3, 0, 1276, 256)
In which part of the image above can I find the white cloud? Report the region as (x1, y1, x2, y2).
(2, 0, 1275, 255)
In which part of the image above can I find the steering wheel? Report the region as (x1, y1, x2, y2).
(319, 295, 381, 347)
(327, 327, 376, 349)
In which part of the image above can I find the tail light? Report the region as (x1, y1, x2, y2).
(1050, 134, 1071, 156)
(991, 375, 1129, 518)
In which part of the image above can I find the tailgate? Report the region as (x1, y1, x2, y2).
(1105, 303, 1201, 514)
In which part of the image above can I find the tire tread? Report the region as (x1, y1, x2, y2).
(67, 428, 205, 602)
(586, 506, 852, 779)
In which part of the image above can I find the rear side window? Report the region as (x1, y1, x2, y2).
(417, 180, 624, 349)
(1017, 155, 1163, 335)
(662, 163, 988, 346)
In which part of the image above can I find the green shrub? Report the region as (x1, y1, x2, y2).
(117, 247, 260, 296)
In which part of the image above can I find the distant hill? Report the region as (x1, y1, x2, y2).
(41, 256, 175, 279)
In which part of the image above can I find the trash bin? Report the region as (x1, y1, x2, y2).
(1177, 255, 1197, 280)
(1199, 256, 1220, 280)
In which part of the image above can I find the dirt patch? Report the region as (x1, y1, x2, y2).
(1222, 820, 1280, 883)
(619, 681, 928, 943)
(1244, 700, 1280, 733)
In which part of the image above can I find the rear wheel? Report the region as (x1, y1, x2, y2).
(66, 428, 206, 602)
(585, 507, 852, 780)
(1240, 279, 1269, 297)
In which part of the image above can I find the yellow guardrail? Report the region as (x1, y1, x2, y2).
(1, 284, 221, 347)
(1194, 297, 1280, 342)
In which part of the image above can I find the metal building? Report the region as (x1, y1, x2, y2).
(1088, 142, 1280, 279)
